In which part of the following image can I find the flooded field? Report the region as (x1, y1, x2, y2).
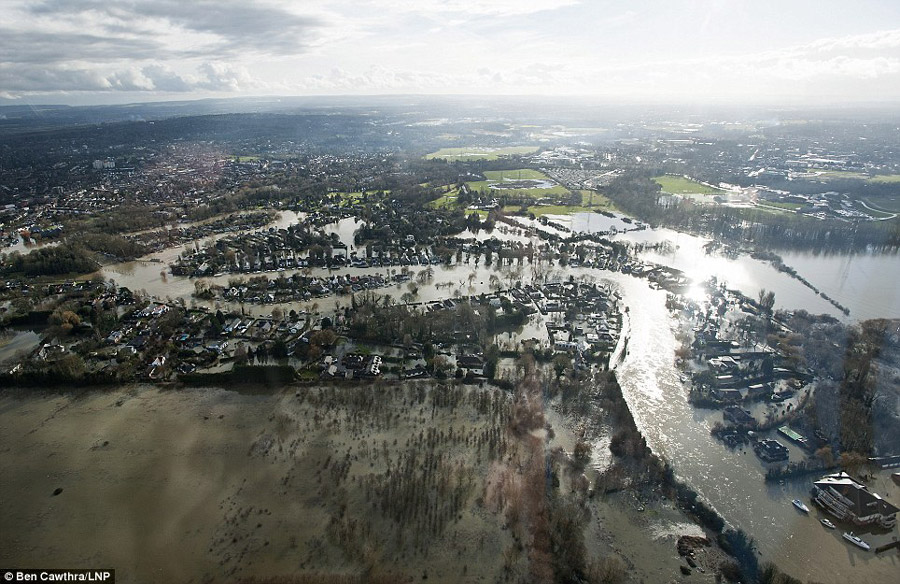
(0, 384, 514, 583)
(0, 381, 710, 584)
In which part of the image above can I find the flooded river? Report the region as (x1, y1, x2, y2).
(610, 276, 899, 583)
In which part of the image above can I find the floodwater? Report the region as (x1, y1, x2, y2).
(610, 275, 900, 583)
(70, 209, 900, 581)
(3, 235, 61, 254)
(776, 249, 900, 322)
(0, 329, 41, 364)
(552, 212, 900, 321)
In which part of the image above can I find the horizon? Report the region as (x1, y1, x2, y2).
(5, 92, 900, 112)
(3, 1, 900, 107)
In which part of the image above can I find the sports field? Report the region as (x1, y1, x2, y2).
(467, 169, 569, 197)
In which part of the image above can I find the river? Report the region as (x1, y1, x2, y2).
(609, 274, 898, 583)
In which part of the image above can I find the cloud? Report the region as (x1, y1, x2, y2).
(197, 63, 266, 92)
(370, 0, 581, 17)
(0, 62, 267, 95)
(1, 0, 898, 102)
(305, 66, 457, 92)
(6, 0, 324, 66)
(805, 28, 900, 53)
(0, 0, 325, 96)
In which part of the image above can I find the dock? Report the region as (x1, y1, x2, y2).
(874, 540, 900, 554)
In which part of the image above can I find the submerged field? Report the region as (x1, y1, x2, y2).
(0, 377, 707, 584)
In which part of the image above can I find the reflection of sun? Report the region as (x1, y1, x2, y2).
(685, 282, 708, 303)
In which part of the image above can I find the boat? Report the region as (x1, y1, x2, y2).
(792, 499, 810, 513)
(842, 532, 870, 551)
(820, 518, 836, 529)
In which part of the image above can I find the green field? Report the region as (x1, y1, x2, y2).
(503, 204, 592, 217)
(869, 174, 900, 184)
(653, 175, 722, 195)
(427, 187, 462, 209)
(501, 191, 621, 217)
(803, 169, 870, 180)
(482, 169, 547, 181)
(432, 181, 619, 217)
(424, 146, 539, 161)
(854, 200, 898, 217)
(467, 169, 569, 198)
(330, 191, 380, 204)
(761, 201, 803, 211)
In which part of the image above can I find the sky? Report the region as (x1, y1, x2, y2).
(2, 0, 900, 105)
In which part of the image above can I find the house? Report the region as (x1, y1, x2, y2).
(402, 365, 428, 379)
(712, 387, 742, 402)
(457, 354, 484, 376)
(554, 340, 579, 353)
(753, 438, 789, 462)
(811, 472, 898, 529)
(723, 405, 755, 426)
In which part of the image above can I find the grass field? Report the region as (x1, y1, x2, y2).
(854, 200, 898, 217)
(431, 180, 618, 217)
(761, 201, 803, 211)
(467, 169, 569, 198)
(424, 146, 539, 161)
(803, 169, 870, 180)
(499, 191, 620, 217)
(503, 204, 592, 217)
(862, 197, 900, 213)
(869, 174, 900, 184)
(427, 187, 462, 209)
(653, 175, 722, 195)
(482, 169, 547, 181)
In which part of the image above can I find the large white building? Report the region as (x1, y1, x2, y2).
(811, 472, 898, 529)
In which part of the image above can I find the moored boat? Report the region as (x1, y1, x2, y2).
(792, 499, 810, 513)
(820, 518, 835, 529)
(842, 532, 870, 551)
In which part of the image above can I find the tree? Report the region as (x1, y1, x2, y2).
(573, 440, 592, 469)
(49, 309, 81, 334)
(431, 355, 452, 379)
(484, 344, 500, 379)
(234, 342, 248, 365)
(194, 279, 211, 298)
(52, 354, 85, 380)
(553, 354, 571, 379)
(757, 288, 775, 313)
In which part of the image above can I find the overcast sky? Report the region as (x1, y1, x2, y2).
(2, 0, 900, 105)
